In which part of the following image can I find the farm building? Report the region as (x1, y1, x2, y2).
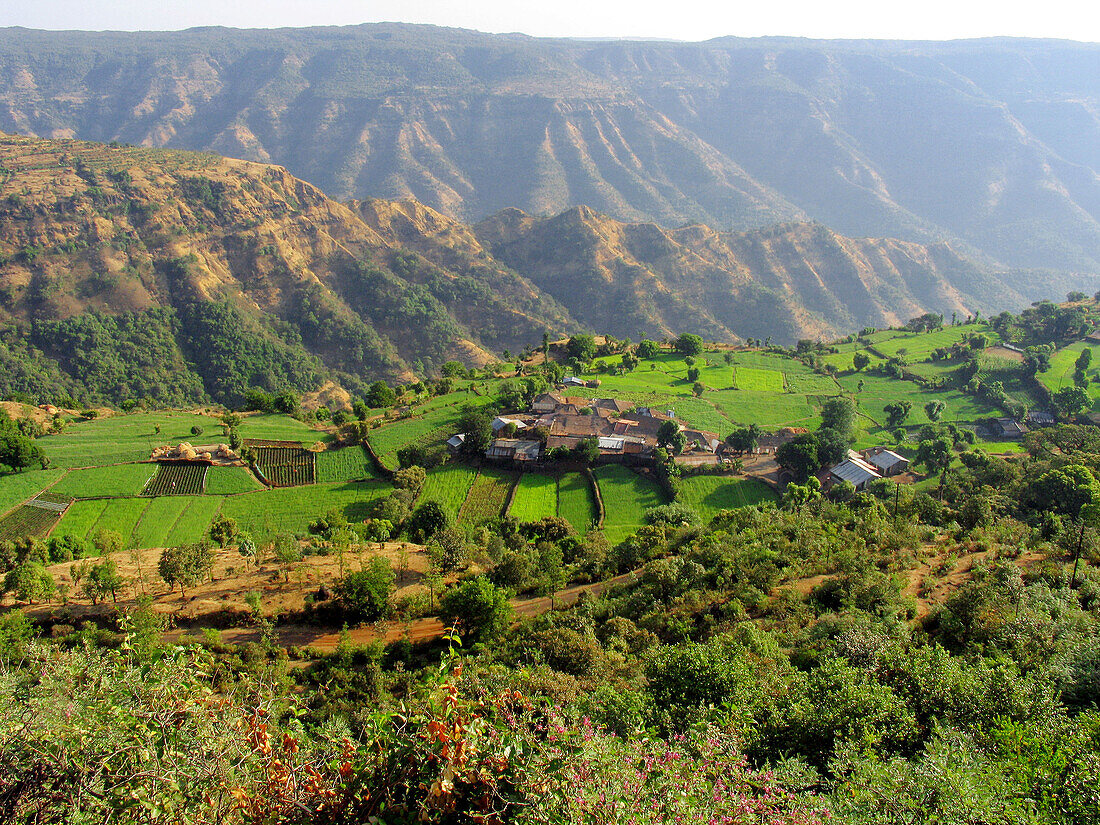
(1027, 410, 1055, 427)
(992, 418, 1028, 439)
(486, 439, 542, 462)
(446, 433, 466, 452)
(754, 428, 809, 455)
(492, 416, 528, 432)
(829, 454, 882, 491)
(864, 448, 909, 476)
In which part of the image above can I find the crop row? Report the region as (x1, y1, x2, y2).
(254, 447, 316, 488)
(458, 470, 516, 525)
(143, 462, 208, 496)
(0, 504, 65, 542)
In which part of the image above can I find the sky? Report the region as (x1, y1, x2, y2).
(2, 0, 1100, 43)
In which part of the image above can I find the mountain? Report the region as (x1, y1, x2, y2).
(0, 133, 1093, 407)
(2, 24, 1100, 275)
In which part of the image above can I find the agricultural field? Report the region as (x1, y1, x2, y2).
(870, 323, 998, 362)
(784, 372, 841, 395)
(0, 502, 66, 541)
(836, 372, 1000, 433)
(142, 462, 207, 496)
(203, 468, 264, 495)
(54, 500, 110, 542)
(367, 401, 489, 470)
(419, 464, 479, 521)
(458, 468, 516, 525)
(237, 414, 323, 445)
(163, 497, 226, 546)
(51, 464, 156, 499)
(38, 411, 219, 468)
(220, 482, 389, 539)
(315, 447, 377, 483)
(557, 472, 597, 536)
(735, 367, 785, 393)
(709, 390, 821, 430)
(0, 469, 66, 516)
(508, 473, 558, 522)
(1036, 342, 1100, 412)
(131, 497, 195, 549)
(593, 465, 668, 546)
(675, 475, 779, 524)
(253, 447, 316, 487)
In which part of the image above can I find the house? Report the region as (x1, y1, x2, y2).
(864, 448, 908, 476)
(563, 376, 587, 387)
(993, 418, 1028, 439)
(492, 416, 528, 432)
(591, 398, 633, 416)
(486, 439, 542, 462)
(1026, 410, 1055, 427)
(531, 392, 565, 414)
(682, 430, 722, 454)
(829, 455, 882, 491)
(754, 427, 809, 455)
(446, 433, 466, 453)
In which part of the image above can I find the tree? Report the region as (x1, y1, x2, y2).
(1054, 385, 1091, 417)
(636, 339, 660, 359)
(915, 436, 954, 494)
(821, 397, 857, 440)
(884, 401, 913, 428)
(814, 427, 849, 467)
(657, 420, 686, 455)
(157, 542, 214, 598)
(273, 391, 299, 415)
(335, 556, 394, 621)
(924, 400, 946, 423)
(686, 367, 700, 383)
(407, 500, 449, 543)
(458, 408, 494, 455)
(852, 352, 871, 371)
(82, 557, 124, 604)
(208, 515, 238, 548)
(438, 576, 513, 643)
(692, 381, 705, 397)
(566, 334, 597, 363)
(392, 465, 427, 494)
(776, 433, 820, 483)
(674, 333, 704, 357)
(724, 424, 761, 455)
(0, 428, 46, 473)
(572, 436, 600, 464)
(3, 561, 53, 604)
(271, 533, 301, 581)
(366, 380, 396, 408)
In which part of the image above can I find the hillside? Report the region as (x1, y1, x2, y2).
(3, 25, 1100, 273)
(0, 133, 573, 406)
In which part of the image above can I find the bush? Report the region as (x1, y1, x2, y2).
(335, 556, 394, 621)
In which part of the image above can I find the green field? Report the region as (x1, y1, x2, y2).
(0, 469, 66, 515)
(204, 467, 264, 495)
(37, 412, 219, 468)
(164, 497, 226, 546)
(508, 473, 558, 522)
(219, 482, 389, 539)
(593, 465, 668, 546)
(54, 500, 110, 542)
(710, 390, 820, 429)
(132, 497, 194, 548)
(315, 447, 377, 483)
(1036, 342, 1100, 411)
(51, 464, 156, 498)
(837, 373, 1000, 431)
(238, 414, 324, 444)
(367, 398, 492, 470)
(872, 323, 998, 362)
(557, 472, 597, 536)
(419, 464, 479, 521)
(785, 372, 842, 395)
(735, 366, 785, 392)
(458, 468, 516, 525)
(675, 475, 779, 524)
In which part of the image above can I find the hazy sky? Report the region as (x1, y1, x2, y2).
(2, 0, 1099, 42)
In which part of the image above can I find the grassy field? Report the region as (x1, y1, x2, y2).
(50, 464, 157, 499)
(0, 469, 66, 515)
(419, 464, 479, 521)
(710, 390, 820, 429)
(367, 400, 491, 470)
(316, 447, 377, 483)
(785, 373, 842, 395)
(132, 497, 195, 548)
(220, 482, 389, 539)
(238, 414, 324, 445)
(54, 500, 110, 542)
(676, 475, 779, 524)
(1036, 342, 1100, 412)
(204, 467, 264, 495)
(593, 465, 667, 546)
(872, 323, 997, 361)
(735, 367, 785, 392)
(508, 473, 558, 522)
(557, 472, 597, 536)
(458, 468, 516, 525)
(837, 373, 1000, 430)
(38, 412, 219, 468)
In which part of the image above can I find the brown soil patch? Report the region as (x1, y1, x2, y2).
(986, 346, 1025, 363)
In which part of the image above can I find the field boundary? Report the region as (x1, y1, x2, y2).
(586, 467, 605, 529)
(455, 469, 483, 523)
(362, 438, 395, 480)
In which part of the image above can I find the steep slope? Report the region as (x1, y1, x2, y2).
(474, 207, 1095, 343)
(3, 26, 1100, 272)
(0, 133, 572, 405)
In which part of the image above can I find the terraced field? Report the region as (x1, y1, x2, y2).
(237, 414, 322, 445)
(143, 463, 207, 496)
(0, 469, 66, 516)
(419, 464, 479, 521)
(220, 482, 389, 538)
(508, 473, 558, 522)
(557, 472, 597, 536)
(37, 412, 219, 468)
(203, 467, 264, 495)
(593, 465, 667, 546)
(0, 501, 67, 541)
(315, 447, 377, 483)
(253, 447, 316, 487)
(675, 475, 779, 524)
(52, 464, 156, 499)
(458, 468, 516, 525)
